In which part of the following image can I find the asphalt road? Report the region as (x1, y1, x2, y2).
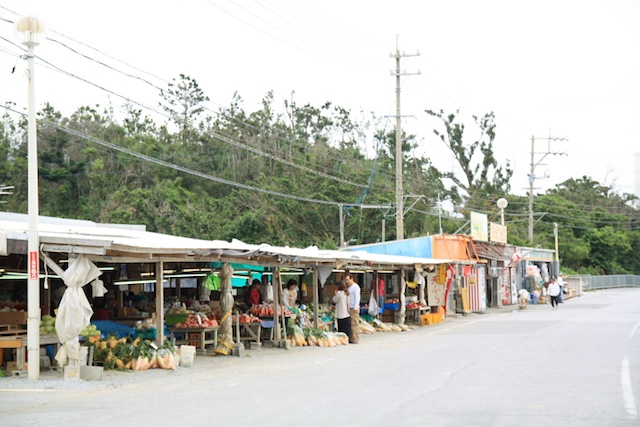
(1, 288, 638, 427)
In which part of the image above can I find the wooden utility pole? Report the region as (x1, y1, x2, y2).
(528, 134, 567, 243)
(391, 36, 419, 241)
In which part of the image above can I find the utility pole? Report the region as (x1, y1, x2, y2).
(528, 134, 567, 243)
(437, 193, 443, 235)
(391, 35, 420, 241)
(339, 204, 345, 247)
(339, 203, 394, 247)
(554, 222, 559, 262)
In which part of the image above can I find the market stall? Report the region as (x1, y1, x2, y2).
(1, 212, 471, 380)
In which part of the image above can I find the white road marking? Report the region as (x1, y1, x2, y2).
(629, 321, 640, 338)
(621, 356, 638, 419)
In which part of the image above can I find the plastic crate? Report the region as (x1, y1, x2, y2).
(135, 328, 157, 340)
(420, 313, 431, 326)
(165, 314, 188, 326)
(383, 303, 399, 310)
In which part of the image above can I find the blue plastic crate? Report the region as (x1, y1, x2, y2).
(383, 303, 399, 310)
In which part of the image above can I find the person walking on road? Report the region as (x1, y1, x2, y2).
(557, 273, 565, 303)
(548, 277, 561, 309)
(345, 273, 361, 344)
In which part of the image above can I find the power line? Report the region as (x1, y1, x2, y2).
(0, 5, 405, 197)
(0, 12, 390, 192)
(40, 35, 383, 185)
(6, 43, 376, 190)
(251, 0, 380, 69)
(204, 0, 375, 70)
(0, 105, 350, 207)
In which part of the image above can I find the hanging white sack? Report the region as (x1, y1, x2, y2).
(368, 292, 379, 316)
(52, 254, 102, 367)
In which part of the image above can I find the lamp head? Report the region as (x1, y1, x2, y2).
(16, 16, 46, 47)
(496, 198, 508, 209)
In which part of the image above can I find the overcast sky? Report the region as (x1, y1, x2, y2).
(1, 0, 639, 199)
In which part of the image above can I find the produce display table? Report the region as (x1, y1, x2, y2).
(238, 322, 261, 346)
(405, 307, 430, 324)
(168, 327, 218, 353)
(0, 333, 60, 372)
(259, 316, 289, 341)
(381, 305, 429, 324)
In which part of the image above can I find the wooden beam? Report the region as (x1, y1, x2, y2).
(40, 244, 106, 256)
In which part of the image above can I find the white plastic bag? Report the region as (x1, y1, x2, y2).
(368, 293, 379, 316)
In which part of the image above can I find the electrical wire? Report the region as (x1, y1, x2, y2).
(7, 42, 375, 190)
(15, 110, 353, 207)
(0, 5, 403, 195)
(204, 0, 373, 70)
(0, 12, 390, 192)
(252, 0, 383, 69)
(5, 3, 628, 211)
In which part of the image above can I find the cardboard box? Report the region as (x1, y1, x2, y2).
(5, 361, 18, 374)
(0, 311, 28, 325)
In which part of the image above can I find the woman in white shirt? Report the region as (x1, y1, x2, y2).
(332, 280, 351, 337)
(548, 277, 561, 309)
(283, 279, 298, 308)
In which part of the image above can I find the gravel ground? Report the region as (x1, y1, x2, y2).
(0, 307, 523, 392)
(0, 331, 391, 391)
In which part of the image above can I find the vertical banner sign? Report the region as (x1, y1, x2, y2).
(426, 272, 445, 306)
(467, 275, 478, 312)
(436, 264, 447, 284)
(444, 265, 455, 312)
(29, 250, 39, 280)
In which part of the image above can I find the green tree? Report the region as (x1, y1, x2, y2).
(537, 177, 640, 273)
(585, 226, 632, 274)
(425, 109, 513, 208)
(159, 74, 209, 145)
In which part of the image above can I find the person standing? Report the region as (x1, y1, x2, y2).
(557, 273, 565, 303)
(283, 279, 298, 309)
(332, 280, 351, 338)
(245, 279, 262, 308)
(91, 298, 110, 321)
(345, 273, 361, 344)
(548, 277, 561, 309)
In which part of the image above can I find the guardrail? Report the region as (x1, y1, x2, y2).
(569, 275, 640, 291)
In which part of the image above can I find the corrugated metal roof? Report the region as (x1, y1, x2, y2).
(473, 241, 516, 261)
(0, 214, 451, 270)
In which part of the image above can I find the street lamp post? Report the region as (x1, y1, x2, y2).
(17, 16, 45, 381)
(496, 198, 508, 226)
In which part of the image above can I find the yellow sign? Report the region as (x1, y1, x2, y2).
(490, 222, 507, 243)
(436, 264, 447, 284)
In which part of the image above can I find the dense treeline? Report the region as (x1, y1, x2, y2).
(1, 75, 638, 275)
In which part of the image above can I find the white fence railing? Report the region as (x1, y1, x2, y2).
(569, 275, 640, 291)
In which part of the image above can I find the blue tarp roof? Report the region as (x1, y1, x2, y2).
(345, 236, 433, 258)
